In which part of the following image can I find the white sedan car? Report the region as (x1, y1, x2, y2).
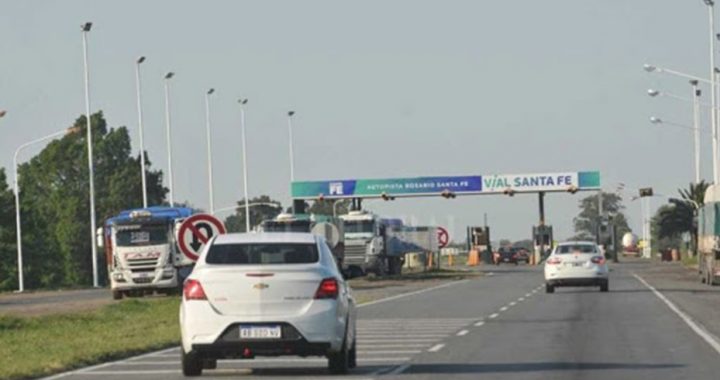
(180, 233, 357, 376)
(544, 241, 609, 293)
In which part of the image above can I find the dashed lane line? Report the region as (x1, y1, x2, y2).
(427, 344, 445, 352)
(456, 329, 469, 336)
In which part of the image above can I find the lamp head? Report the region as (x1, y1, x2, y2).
(82, 22, 92, 32)
(649, 116, 662, 124)
(647, 89, 660, 97)
(207, 88, 215, 95)
(288, 111, 295, 117)
(137, 56, 146, 64)
(164, 72, 174, 80)
(643, 64, 657, 73)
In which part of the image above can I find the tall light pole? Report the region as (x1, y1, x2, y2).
(205, 88, 215, 214)
(287, 111, 296, 183)
(239, 99, 250, 232)
(14, 128, 78, 292)
(692, 80, 702, 183)
(81, 22, 99, 288)
(707, 0, 719, 184)
(135, 56, 148, 208)
(163, 72, 175, 207)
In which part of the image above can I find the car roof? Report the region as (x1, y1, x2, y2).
(214, 232, 318, 245)
(557, 241, 596, 246)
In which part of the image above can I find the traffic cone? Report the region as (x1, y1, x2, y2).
(468, 250, 479, 266)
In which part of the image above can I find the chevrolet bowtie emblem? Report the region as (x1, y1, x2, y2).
(253, 283, 269, 290)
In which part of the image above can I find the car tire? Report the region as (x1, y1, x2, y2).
(182, 350, 203, 377)
(202, 359, 217, 370)
(328, 336, 350, 374)
(600, 281, 609, 292)
(545, 283, 554, 293)
(112, 290, 122, 300)
(348, 336, 357, 369)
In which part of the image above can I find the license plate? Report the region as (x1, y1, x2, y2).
(239, 325, 281, 339)
(573, 263, 583, 267)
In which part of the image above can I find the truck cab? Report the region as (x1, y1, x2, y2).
(340, 211, 384, 275)
(100, 207, 193, 299)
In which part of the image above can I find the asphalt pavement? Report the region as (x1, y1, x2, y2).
(43, 261, 720, 380)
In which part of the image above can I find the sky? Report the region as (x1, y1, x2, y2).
(0, 0, 715, 242)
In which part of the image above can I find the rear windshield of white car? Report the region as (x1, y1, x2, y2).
(555, 244, 598, 254)
(205, 243, 319, 265)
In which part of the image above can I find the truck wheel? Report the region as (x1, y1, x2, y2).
(181, 350, 202, 377)
(112, 291, 122, 300)
(545, 283, 554, 293)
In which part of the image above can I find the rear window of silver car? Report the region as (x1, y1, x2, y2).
(555, 244, 597, 254)
(206, 243, 319, 265)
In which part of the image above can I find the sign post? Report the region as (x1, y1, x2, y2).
(177, 214, 226, 262)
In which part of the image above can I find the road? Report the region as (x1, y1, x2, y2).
(45, 261, 720, 380)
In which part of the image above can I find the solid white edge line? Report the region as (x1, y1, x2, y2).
(386, 364, 411, 375)
(427, 343, 445, 352)
(633, 273, 720, 356)
(42, 279, 469, 379)
(41, 347, 179, 380)
(357, 279, 469, 308)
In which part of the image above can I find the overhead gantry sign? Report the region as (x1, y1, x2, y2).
(291, 171, 601, 200)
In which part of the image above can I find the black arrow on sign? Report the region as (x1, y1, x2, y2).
(189, 222, 214, 252)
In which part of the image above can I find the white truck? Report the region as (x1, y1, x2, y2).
(340, 210, 437, 276)
(99, 207, 195, 299)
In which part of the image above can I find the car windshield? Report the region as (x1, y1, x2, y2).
(205, 243, 319, 265)
(555, 244, 597, 254)
(344, 220, 374, 234)
(115, 225, 168, 247)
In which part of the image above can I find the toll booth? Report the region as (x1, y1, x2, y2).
(533, 225, 553, 263)
(467, 226, 492, 264)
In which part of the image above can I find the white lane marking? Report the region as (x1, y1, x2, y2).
(427, 343, 445, 352)
(509, 301, 517, 306)
(386, 364, 411, 375)
(358, 279, 469, 308)
(358, 344, 429, 348)
(474, 321, 485, 327)
(456, 329, 469, 336)
(488, 313, 499, 319)
(525, 293, 532, 297)
(518, 297, 525, 301)
(360, 339, 439, 343)
(358, 350, 422, 354)
(499, 306, 508, 312)
(42, 347, 179, 379)
(76, 371, 181, 375)
(359, 334, 446, 338)
(633, 273, 720, 356)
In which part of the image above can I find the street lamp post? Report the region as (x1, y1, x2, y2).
(135, 56, 148, 208)
(287, 111, 295, 182)
(707, 0, 719, 184)
(205, 88, 215, 214)
(692, 80, 702, 183)
(239, 99, 250, 232)
(81, 21, 99, 288)
(14, 128, 78, 292)
(649, 116, 706, 183)
(163, 72, 175, 207)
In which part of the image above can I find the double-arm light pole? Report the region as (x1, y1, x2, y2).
(135, 56, 148, 208)
(81, 22, 99, 288)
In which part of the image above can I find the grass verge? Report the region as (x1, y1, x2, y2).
(0, 297, 180, 380)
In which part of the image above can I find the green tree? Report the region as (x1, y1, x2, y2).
(15, 112, 167, 289)
(0, 169, 17, 290)
(654, 181, 708, 257)
(224, 195, 284, 233)
(572, 192, 631, 241)
(307, 199, 350, 217)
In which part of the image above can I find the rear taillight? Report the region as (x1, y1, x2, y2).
(315, 278, 339, 299)
(184, 279, 207, 301)
(546, 257, 562, 265)
(591, 256, 606, 265)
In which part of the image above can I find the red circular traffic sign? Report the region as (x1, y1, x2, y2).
(437, 227, 449, 248)
(177, 214, 226, 261)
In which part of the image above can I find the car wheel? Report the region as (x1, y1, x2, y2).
(182, 350, 203, 377)
(600, 281, 609, 292)
(112, 290, 122, 300)
(545, 283, 554, 293)
(328, 335, 350, 374)
(348, 336, 357, 369)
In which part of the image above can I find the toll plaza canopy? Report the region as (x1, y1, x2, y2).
(291, 171, 600, 200)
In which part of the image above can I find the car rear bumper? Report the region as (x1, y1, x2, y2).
(180, 300, 347, 356)
(190, 323, 332, 359)
(547, 277, 608, 287)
